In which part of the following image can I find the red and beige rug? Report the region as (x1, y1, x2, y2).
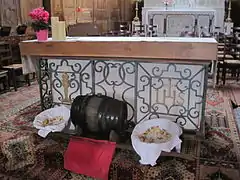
(0, 86, 239, 180)
(0, 81, 39, 120)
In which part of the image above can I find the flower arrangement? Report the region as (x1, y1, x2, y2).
(76, 7, 84, 13)
(29, 7, 50, 32)
(74, 7, 85, 23)
(163, 0, 174, 6)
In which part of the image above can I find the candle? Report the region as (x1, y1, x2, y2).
(57, 21, 66, 40)
(51, 17, 59, 40)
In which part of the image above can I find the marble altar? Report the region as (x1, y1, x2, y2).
(142, 0, 225, 37)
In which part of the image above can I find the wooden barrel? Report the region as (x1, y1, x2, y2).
(70, 94, 128, 134)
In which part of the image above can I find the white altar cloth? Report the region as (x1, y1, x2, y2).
(22, 36, 217, 43)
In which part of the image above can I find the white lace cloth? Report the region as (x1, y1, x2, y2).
(22, 55, 38, 74)
(131, 118, 182, 166)
(33, 106, 70, 138)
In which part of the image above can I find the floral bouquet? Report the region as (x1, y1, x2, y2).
(163, 0, 175, 6)
(29, 7, 50, 32)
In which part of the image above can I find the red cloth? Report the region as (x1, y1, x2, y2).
(64, 137, 116, 180)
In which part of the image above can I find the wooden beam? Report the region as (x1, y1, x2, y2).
(20, 37, 217, 63)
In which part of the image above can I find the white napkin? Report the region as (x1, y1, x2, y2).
(38, 127, 54, 138)
(37, 125, 64, 138)
(33, 106, 70, 138)
(132, 134, 182, 166)
(131, 118, 182, 166)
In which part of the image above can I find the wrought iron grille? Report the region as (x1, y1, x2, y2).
(38, 58, 208, 131)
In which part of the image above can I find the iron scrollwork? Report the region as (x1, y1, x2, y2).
(94, 61, 136, 123)
(39, 58, 208, 131)
(48, 59, 93, 104)
(38, 58, 53, 110)
(137, 63, 207, 130)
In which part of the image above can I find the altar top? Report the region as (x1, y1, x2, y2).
(22, 36, 217, 43)
(142, 8, 216, 13)
(20, 36, 217, 62)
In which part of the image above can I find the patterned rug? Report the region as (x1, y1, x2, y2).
(0, 81, 39, 119)
(0, 88, 240, 180)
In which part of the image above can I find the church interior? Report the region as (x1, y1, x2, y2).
(0, 0, 240, 179)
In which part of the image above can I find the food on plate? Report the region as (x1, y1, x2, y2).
(42, 116, 64, 127)
(138, 126, 172, 143)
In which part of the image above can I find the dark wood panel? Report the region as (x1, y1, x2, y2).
(0, 0, 19, 27)
(50, 0, 133, 33)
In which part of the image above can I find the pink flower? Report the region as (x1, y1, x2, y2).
(29, 7, 49, 23)
(163, 0, 174, 5)
(76, 7, 84, 12)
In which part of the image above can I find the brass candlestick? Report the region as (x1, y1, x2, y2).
(226, 0, 232, 22)
(133, 0, 141, 22)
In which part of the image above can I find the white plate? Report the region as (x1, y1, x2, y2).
(33, 106, 70, 132)
(131, 118, 182, 166)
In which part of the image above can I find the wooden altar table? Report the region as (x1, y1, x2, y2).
(19, 36, 217, 134)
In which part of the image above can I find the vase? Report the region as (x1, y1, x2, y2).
(36, 29, 48, 41)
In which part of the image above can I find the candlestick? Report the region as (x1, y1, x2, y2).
(51, 17, 59, 40)
(165, 3, 168, 10)
(133, 0, 141, 22)
(57, 21, 66, 40)
(163, 0, 175, 10)
(226, 0, 232, 22)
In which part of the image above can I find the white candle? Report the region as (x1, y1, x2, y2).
(57, 21, 66, 40)
(51, 17, 59, 40)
